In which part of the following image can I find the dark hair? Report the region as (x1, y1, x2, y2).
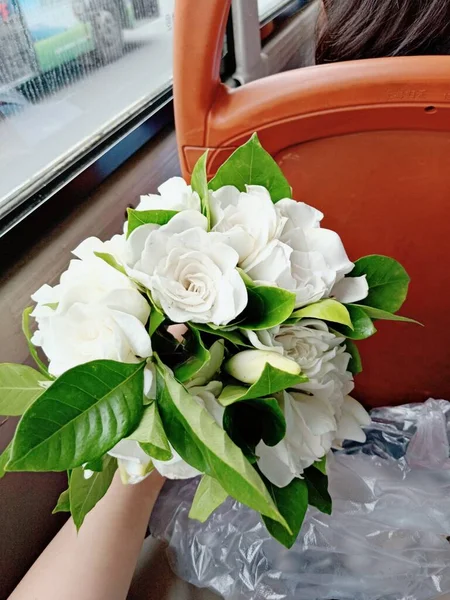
(316, 0, 450, 64)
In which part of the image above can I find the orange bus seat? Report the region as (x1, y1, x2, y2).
(173, 0, 450, 407)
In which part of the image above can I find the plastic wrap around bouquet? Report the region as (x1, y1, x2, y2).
(0, 134, 417, 546)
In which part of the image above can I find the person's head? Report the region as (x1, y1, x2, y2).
(316, 0, 450, 64)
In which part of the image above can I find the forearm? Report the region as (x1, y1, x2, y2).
(10, 470, 165, 600)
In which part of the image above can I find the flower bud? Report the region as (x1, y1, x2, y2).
(225, 350, 301, 384)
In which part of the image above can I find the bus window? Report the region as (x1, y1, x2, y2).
(0, 0, 174, 227)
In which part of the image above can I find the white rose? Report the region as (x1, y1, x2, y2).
(136, 177, 201, 213)
(245, 197, 368, 307)
(130, 211, 248, 326)
(31, 259, 151, 377)
(210, 185, 287, 272)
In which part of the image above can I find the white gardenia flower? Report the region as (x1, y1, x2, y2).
(136, 177, 201, 213)
(31, 258, 151, 377)
(210, 185, 287, 271)
(250, 320, 353, 404)
(130, 211, 248, 326)
(244, 197, 368, 307)
(257, 390, 336, 487)
(250, 320, 369, 486)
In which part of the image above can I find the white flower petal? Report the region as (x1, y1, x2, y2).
(153, 447, 201, 480)
(332, 275, 369, 304)
(256, 439, 295, 488)
(137, 177, 201, 212)
(275, 198, 323, 232)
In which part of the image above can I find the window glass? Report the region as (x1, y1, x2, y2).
(0, 0, 175, 220)
(257, 0, 310, 23)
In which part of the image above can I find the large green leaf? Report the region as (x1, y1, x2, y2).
(156, 361, 290, 530)
(148, 305, 165, 337)
(345, 340, 362, 375)
(188, 339, 225, 385)
(174, 327, 210, 383)
(240, 285, 296, 330)
(191, 151, 211, 227)
(69, 455, 117, 529)
(126, 208, 178, 237)
(94, 252, 126, 275)
(219, 363, 307, 406)
(290, 299, 353, 329)
(22, 306, 50, 377)
(351, 304, 421, 325)
(189, 475, 228, 523)
(351, 255, 410, 313)
(8, 360, 145, 472)
(313, 455, 327, 475)
(0, 443, 11, 479)
(304, 466, 332, 515)
(334, 305, 377, 340)
(224, 397, 286, 458)
(0, 364, 49, 416)
(127, 401, 172, 461)
(208, 133, 292, 203)
(52, 488, 71, 514)
(262, 476, 309, 548)
(194, 324, 250, 347)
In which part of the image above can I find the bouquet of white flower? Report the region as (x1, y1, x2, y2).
(0, 134, 417, 547)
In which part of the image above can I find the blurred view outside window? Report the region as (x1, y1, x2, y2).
(0, 0, 175, 219)
(257, 0, 311, 23)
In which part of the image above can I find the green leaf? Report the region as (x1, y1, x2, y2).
(191, 151, 211, 227)
(52, 488, 71, 514)
(305, 466, 332, 515)
(351, 304, 421, 325)
(84, 458, 104, 472)
(0, 364, 49, 416)
(334, 305, 377, 340)
(313, 456, 327, 475)
(194, 324, 250, 347)
(69, 455, 117, 529)
(189, 475, 228, 523)
(127, 402, 172, 461)
(219, 363, 307, 407)
(291, 299, 353, 329)
(345, 340, 362, 375)
(224, 397, 286, 456)
(262, 477, 308, 548)
(148, 305, 165, 337)
(93, 252, 126, 275)
(188, 339, 225, 385)
(174, 327, 210, 383)
(209, 133, 292, 203)
(8, 360, 145, 472)
(0, 443, 11, 479)
(127, 208, 179, 237)
(240, 285, 296, 330)
(351, 255, 410, 313)
(22, 307, 51, 378)
(156, 360, 290, 530)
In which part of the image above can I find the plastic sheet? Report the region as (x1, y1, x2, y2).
(150, 399, 450, 600)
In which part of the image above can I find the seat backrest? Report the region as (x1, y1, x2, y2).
(174, 0, 450, 407)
